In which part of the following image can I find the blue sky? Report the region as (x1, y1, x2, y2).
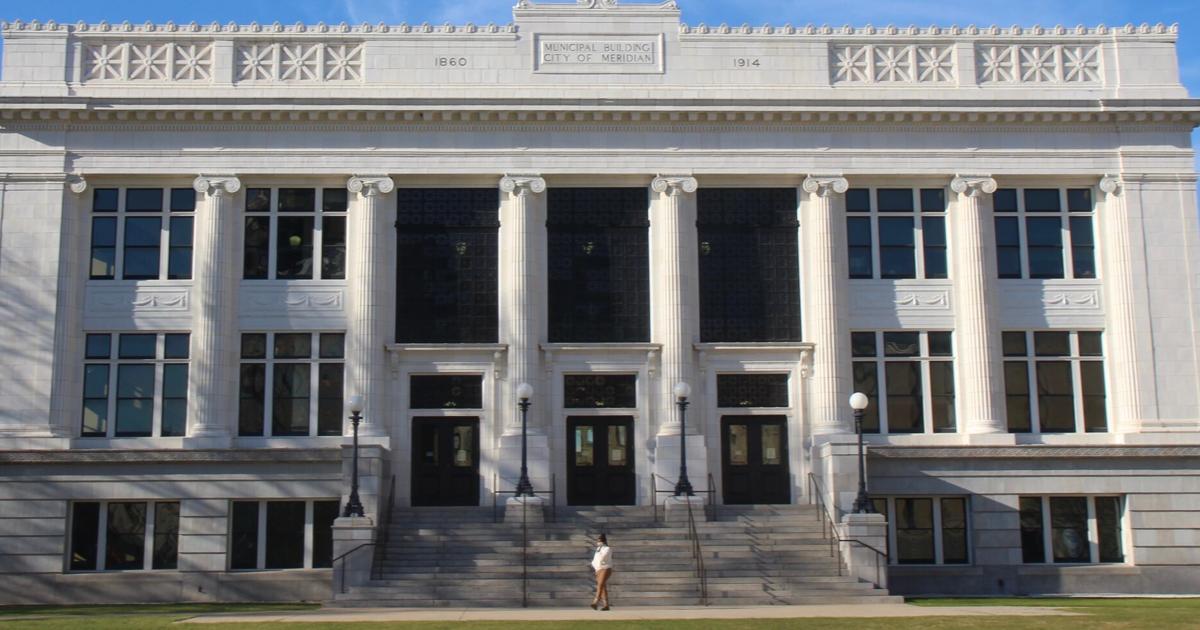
(3, 0, 1198, 152)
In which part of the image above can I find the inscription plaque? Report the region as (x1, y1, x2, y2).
(534, 34, 664, 74)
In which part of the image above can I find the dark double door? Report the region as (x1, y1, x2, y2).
(721, 415, 791, 504)
(567, 416, 635, 506)
(411, 417, 480, 506)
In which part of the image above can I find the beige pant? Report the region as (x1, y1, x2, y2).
(593, 567, 613, 605)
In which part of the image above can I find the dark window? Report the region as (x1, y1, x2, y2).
(125, 189, 163, 212)
(152, 502, 180, 570)
(845, 188, 871, 212)
(697, 188, 800, 342)
(1081, 362, 1108, 432)
(278, 188, 315, 212)
(547, 188, 649, 343)
(319, 333, 345, 359)
(1096, 497, 1124, 563)
(883, 332, 919, 357)
(245, 187, 270, 211)
(241, 333, 268, 359)
(164, 334, 190, 359)
(919, 189, 946, 213)
(170, 188, 196, 212)
(1078, 331, 1103, 356)
(1026, 217, 1064, 278)
(90, 217, 118, 279)
(321, 216, 346, 280)
(160, 364, 188, 437)
(93, 188, 119, 212)
(114, 364, 154, 437)
(167, 217, 193, 279)
(928, 331, 953, 357)
(105, 502, 146, 570)
(1034, 331, 1070, 356)
(122, 217, 161, 279)
(82, 364, 110, 437)
(564, 374, 638, 408)
(846, 217, 873, 279)
(852, 362, 880, 433)
(272, 364, 310, 436)
(885, 362, 922, 433)
(243, 216, 270, 279)
(922, 216, 947, 279)
(265, 501, 306, 569)
(1004, 361, 1032, 432)
(1050, 497, 1089, 563)
(876, 188, 913, 212)
(276, 216, 315, 279)
(238, 364, 266, 437)
(1070, 217, 1096, 278)
(323, 188, 348, 213)
(69, 502, 100, 571)
(878, 217, 915, 279)
(851, 332, 877, 357)
(1019, 497, 1045, 563)
(1036, 361, 1076, 432)
(1067, 188, 1093, 212)
(312, 501, 339, 568)
(895, 498, 935, 564)
(1002, 331, 1027, 356)
(229, 501, 259, 570)
(274, 333, 312, 359)
(940, 498, 969, 564)
(119, 334, 156, 359)
(929, 361, 955, 432)
(396, 188, 499, 343)
(317, 364, 344, 436)
(716, 373, 789, 408)
(994, 217, 1022, 278)
(1024, 189, 1061, 212)
(993, 188, 1018, 212)
(410, 374, 484, 409)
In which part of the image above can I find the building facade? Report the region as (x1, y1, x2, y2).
(1, 0, 1199, 602)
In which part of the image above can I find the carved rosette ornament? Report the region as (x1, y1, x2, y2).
(801, 176, 849, 198)
(499, 174, 546, 197)
(66, 175, 88, 195)
(651, 175, 698, 196)
(347, 175, 395, 197)
(192, 175, 241, 197)
(950, 175, 998, 198)
(1100, 175, 1123, 196)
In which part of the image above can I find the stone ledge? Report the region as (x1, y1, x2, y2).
(870, 445, 1200, 459)
(0, 448, 341, 465)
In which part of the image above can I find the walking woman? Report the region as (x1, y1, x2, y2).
(590, 533, 613, 610)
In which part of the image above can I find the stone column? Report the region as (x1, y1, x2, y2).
(46, 176, 89, 439)
(346, 176, 395, 438)
(1099, 176, 1142, 433)
(802, 176, 852, 436)
(497, 175, 550, 494)
(186, 176, 240, 444)
(950, 176, 1006, 434)
(650, 176, 706, 486)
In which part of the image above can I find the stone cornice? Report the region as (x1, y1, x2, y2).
(347, 175, 395, 196)
(870, 445, 1200, 459)
(951, 175, 998, 197)
(678, 22, 1178, 41)
(0, 19, 517, 36)
(0, 448, 340, 464)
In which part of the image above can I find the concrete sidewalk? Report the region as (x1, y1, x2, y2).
(181, 603, 1079, 623)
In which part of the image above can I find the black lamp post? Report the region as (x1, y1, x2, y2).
(515, 382, 535, 497)
(850, 392, 873, 514)
(343, 394, 366, 518)
(673, 381, 694, 496)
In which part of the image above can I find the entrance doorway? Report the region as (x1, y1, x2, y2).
(720, 415, 790, 504)
(411, 417, 480, 506)
(566, 416, 635, 505)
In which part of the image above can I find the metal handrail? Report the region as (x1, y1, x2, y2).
(491, 473, 555, 523)
(807, 472, 889, 588)
(706, 473, 718, 522)
(683, 489, 709, 605)
(490, 472, 557, 608)
(651, 473, 715, 523)
(333, 473, 396, 594)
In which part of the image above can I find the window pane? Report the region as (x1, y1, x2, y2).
(1004, 361, 1032, 433)
(170, 188, 196, 212)
(82, 365, 110, 437)
(241, 333, 267, 359)
(119, 334, 157, 359)
(90, 217, 118, 279)
(1050, 497, 1089, 563)
(993, 189, 1018, 212)
(452, 425, 474, 467)
(411, 374, 485, 409)
(877, 188, 914, 212)
(1024, 189, 1061, 212)
(1034, 332, 1070, 357)
(846, 217, 873, 279)
(895, 498, 934, 564)
(1019, 497, 1045, 563)
(126, 189, 163, 212)
(846, 188, 870, 212)
(229, 501, 259, 570)
(994, 217, 1022, 278)
(276, 216, 315, 279)
(929, 361, 956, 433)
(851, 332, 877, 357)
(922, 216, 947, 278)
(928, 332, 952, 357)
(152, 502, 180, 570)
(1078, 332, 1103, 357)
(1037, 361, 1076, 432)
(70, 502, 100, 571)
(86, 334, 112, 359)
(941, 498, 969, 564)
(1026, 217, 1064, 279)
(883, 332, 920, 357)
(727, 424, 748, 465)
(161, 334, 189, 360)
(574, 425, 594, 466)
(1002, 332, 1028, 357)
(878, 217, 915, 279)
(277, 188, 315, 213)
(852, 362, 880, 433)
(885, 362, 923, 433)
(1070, 217, 1096, 278)
(608, 425, 628, 466)
(123, 217, 162, 279)
(161, 364, 188, 437)
(1081, 361, 1108, 433)
(243, 216, 270, 279)
(715, 374, 789, 408)
(323, 188, 348, 213)
(238, 364, 266, 437)
(317, 363, 344, 437)
(245, 188, 271, 212)
(272, 364, 311, 436)
(321, 216, 346, 280)
(1067, 188, 1093, 212)
(274, 333, 312, 359)
(1096, 497, 1124, 563)
(93, 188, 119, 212)
(105, 502, 147, 570)
(319, 333, 345, 359)
(265, 501, 306, 569)
(312, 501, 339, 568)
(761, 424, 783, 465)
(167, 217, 193, 279)
(920, 188, 946, 212)
(115, 364, 155, 437)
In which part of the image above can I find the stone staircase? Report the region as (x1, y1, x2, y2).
(332, 503, 900, 607)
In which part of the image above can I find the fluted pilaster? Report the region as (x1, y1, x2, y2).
(188, 175, 241, 439)
(47, 176, 89, 437)
(1099, 176, 1142, 433)
(950, 175, 1006, 434)
(499, 174, 547, 435)
(802, 176, 852, 435)
(346, 175, 395, 438)
(651, 175, 699, 436)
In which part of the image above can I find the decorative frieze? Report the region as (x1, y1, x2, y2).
(831, 44, 955, 84)
(977, 44, 1101, 84)
(237, 42, 364, 82)
(83, 41, 215, 82)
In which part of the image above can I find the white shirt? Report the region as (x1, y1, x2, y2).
(591, 544, 612, 572)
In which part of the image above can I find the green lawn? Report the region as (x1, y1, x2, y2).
(0, 598, 1196, 629)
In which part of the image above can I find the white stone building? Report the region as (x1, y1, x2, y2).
(1, 0, 1199, 603)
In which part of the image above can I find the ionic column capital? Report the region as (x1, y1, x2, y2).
(1100, 175, 1123, 196)
(500, 174, 546, 197)
(347, 175, 395, 197)
(950, 175, 998, 198)
(193, 175, 242, 197)
(66, 175, 88, 195)
(651, 175, 698, 196)
(801, 176, 849, 197)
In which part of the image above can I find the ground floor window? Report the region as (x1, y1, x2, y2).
(1020, 495, 1125, 563)
(68, 500, 179, 571)
(228, 500, 339, 570)
(872, 496, 969, 565)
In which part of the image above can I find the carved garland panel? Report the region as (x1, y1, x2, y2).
(83, 41, 215, 82)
